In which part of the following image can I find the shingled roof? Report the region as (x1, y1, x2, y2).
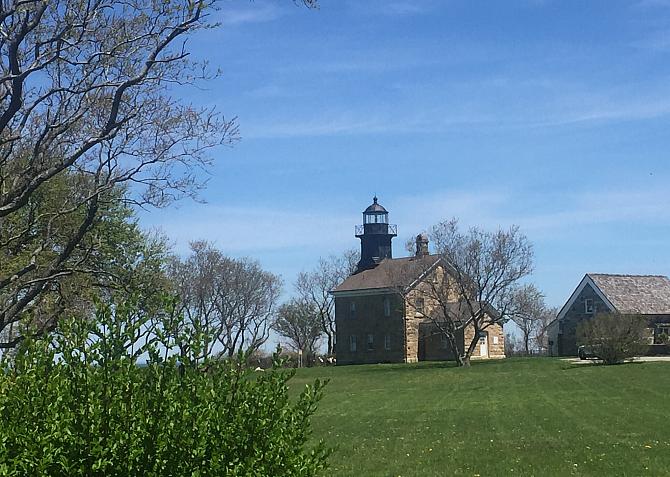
(332, 255, 441, 293)
(588, 274, 670, 315)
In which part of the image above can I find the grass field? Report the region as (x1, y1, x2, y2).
(291, 358, 670, 476)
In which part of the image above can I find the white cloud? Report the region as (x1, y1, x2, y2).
(346, 0, 438, 17)
(144, 204, 356, 256)
(243, 80, 670, 138)
(244, 109, 496, 139)
(372, 186, 670, 242)
(512, 188, 670, 234)
(634, 0, 670, 8)
(221, 2, 281, 26)
(631, 29, 670, 52)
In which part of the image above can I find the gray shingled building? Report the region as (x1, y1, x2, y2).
(547, 274, 670, 356)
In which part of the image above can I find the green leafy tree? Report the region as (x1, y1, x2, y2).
(0, 178, 172, 349)
(0, 296, 330, 475)
(0, 0, 240, 343)
(0, 0, 320, 344)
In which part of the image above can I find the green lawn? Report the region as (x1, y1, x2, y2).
(291, 358, 670, 476)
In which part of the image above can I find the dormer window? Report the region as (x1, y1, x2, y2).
(584, 299, 594, 314)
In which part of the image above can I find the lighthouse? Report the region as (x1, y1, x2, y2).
(354, 196, 397, 273)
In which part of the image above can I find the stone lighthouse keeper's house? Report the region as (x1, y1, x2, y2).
(331, 197, 505, 365)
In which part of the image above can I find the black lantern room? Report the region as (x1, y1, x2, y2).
(354, 196, 397, 273)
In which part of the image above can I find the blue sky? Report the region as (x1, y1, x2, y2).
(141, 0, 670, 310)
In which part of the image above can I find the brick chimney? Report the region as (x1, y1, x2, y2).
(415, 233, 429, 257)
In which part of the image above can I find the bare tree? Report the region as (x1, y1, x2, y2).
(169, 241, 282, 361)
(397, 219, 533, 367)
(272, 298, 322, 367)
(533, 306, 559, 353)
(504, 332, 521, 356)
(295, 248, 358, 355)
(577, 313, 650, 364)
(510, 284, 546, 355)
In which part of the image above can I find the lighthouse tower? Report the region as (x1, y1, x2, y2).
(354, 196, 397, 273)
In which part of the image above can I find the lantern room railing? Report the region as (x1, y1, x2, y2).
(355, 224, 397, 236)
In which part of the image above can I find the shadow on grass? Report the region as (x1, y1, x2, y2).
(350, 361, 459, 374)
(561, 359, 646, 371)
(344, 358, 529, 374)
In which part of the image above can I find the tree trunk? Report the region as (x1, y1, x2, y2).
(444, 331, 465, 367)
(461, 328, 481, 367)
(524, 333, 530, 355)
(327, 333, 333, 356)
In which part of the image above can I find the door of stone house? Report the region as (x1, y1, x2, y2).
(418, 327, 427, 361)
(478, 331, 489, 358)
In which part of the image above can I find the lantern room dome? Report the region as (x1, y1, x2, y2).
(363, 196, 387, 214)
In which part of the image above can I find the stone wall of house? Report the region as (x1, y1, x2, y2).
(335, 293, 406, 365)
(404, 296, 420, 363)
(403, 265, 451, 362)
(558, 284, 611, 356)
(335, 263, 507, 364)
(404, 268, 506, 362)
(463, 322, 505, 359)
(419, 323, 462, 361)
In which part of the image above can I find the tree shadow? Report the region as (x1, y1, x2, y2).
(561, 359, 646, 371)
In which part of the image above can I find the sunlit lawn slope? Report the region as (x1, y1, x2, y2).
(292, 358, 670, 476)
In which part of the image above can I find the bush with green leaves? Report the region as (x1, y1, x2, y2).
(577, 312, 650, 365)
(0, 298, 329, 476)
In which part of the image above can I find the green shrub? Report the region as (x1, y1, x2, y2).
(0, 298, 329, 476)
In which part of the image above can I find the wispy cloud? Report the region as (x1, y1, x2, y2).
(143, 204, 356, 256)
(634, 0, 670, 8)
(221, 2, 281, 26)
(512, 188, 670, 234)
(346, 0, 438, 17)
(631, 29, 670, 51)
(143, 185, 670, 258)
(244, 84, 290, 99)
(242, 75, 670, 138)
(385, 186, 670, 241)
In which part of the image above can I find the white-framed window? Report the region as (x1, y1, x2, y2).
(493, 335, 499, 345)
(367, 333, 374, 351)
(584, 299, 594, 314)
(350, 301, 356, 318)
(655, 325, 670, 344)
(384, 334, 391, 350)
(415, 297, 425, 314)
(349, 335, 357, 352)
(383, 297, 391, 317)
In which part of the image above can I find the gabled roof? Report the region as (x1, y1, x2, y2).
(557, 273, 670, 320)
(588, 274, 670, 315)
(331, 254, 441, 294)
